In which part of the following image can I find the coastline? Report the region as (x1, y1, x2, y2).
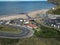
(0, 9, 49, 20)
(28, 9, 49, 18)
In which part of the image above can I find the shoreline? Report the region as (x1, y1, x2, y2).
(0, 9, 49, 20)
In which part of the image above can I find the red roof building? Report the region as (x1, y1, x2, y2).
(26, 24, 37, 28)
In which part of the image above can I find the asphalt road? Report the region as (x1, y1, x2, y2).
(0, 25, 34, 39)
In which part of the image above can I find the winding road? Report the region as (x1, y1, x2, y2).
(0, 25, 34, 39)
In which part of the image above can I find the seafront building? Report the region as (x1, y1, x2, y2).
(44, 14, 60, 28)
(37, 14, 60, 28)
(0, 17, 37, 29)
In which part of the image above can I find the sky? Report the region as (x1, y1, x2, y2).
(0, 0, 47, 1)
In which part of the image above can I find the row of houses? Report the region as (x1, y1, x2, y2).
(37, 14, 60, 28)
(7, 18, 37, 29)
(45, 18, 60, 28)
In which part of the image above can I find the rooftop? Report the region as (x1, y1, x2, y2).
(26, 24, 36, 28)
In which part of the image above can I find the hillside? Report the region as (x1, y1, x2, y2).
(48, 0, 60, 5)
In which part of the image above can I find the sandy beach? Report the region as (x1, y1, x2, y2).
(28, 9, 49, 18)
(0, 9, 49, 20)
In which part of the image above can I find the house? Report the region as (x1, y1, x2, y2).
(45, 19, 60, 28)
(26, 24, 37, 29)
(24, 20, 32, 24)
(24, 20, 29, 24)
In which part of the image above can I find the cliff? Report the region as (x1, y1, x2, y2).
(48, 0, 60, 5)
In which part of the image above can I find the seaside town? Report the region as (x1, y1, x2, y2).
(0, 0, 60, 45)
(0, 9, 60, 38)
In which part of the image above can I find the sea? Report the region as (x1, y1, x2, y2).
(0, 1, 55, 15)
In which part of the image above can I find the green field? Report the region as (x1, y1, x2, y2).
(0, 25, 21, 34)
(0, 36, 60, 45)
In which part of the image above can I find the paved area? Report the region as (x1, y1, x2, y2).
(0, 25, 34, 39)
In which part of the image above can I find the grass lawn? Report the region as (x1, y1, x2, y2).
(0, 25, 21, 34)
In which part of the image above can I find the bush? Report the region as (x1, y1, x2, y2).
(34, 25, 60, 38)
